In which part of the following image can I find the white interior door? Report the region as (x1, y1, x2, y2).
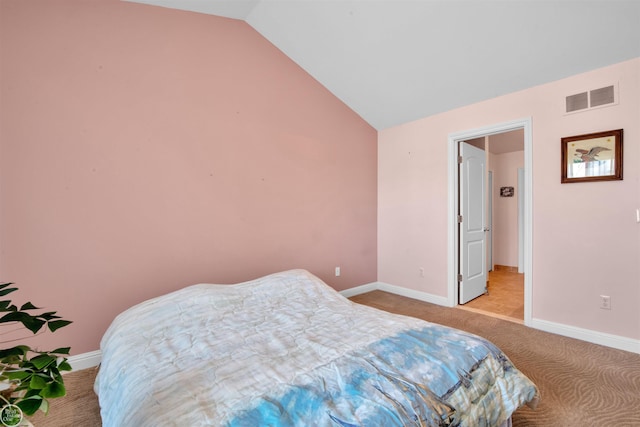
(459, 142, 487, 304)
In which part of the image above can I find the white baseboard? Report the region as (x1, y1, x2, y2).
(68, 350, 102, 371)
(530, 318, 640, 355)
(376, 282, 450, 306)
(341, 281, 449, 306)
(339, 282, 378, 298)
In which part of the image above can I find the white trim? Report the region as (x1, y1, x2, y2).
(377, 282, 449, 306)
(523, 120, 533, 325)
(517, 167, 524, 274)
(447, 118, 533, 326)
(487, 170, 493, 272)
(530, 318, 640, 355)
(339, 283, 378, 298)
(447, 138, 458, 308)
(67, 350, 101, 371)
(341, 281, 449, 306)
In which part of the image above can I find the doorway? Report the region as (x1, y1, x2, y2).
(447, 118, 533, 326)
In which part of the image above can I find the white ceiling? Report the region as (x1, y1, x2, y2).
(126, 0, 640, 130)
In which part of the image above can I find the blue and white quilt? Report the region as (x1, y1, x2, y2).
(96, 269, 538, 426)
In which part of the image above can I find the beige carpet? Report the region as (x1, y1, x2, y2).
(30, 290, 640, 426)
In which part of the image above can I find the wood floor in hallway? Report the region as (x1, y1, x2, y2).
(458, 267, 524, 322)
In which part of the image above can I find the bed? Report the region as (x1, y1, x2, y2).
(95, 269, 538, 426)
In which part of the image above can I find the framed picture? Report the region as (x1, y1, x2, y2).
(561, 129, 623, 183)
(500, 186, 514, 197)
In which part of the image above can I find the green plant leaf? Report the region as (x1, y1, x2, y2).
(2, 370, 30, 381)
(0, 303, 18, 312)
(30, 354, 56, 370)
(39, 311, 58, 319)
(0, 311, 45, 334)
(0, 287, 18, 297)
(23, 388, 41, 399)
(16, 396, 43, 416)
(47, 319, 72, 332)
(58, 360, 72, 372)
(41, 381, 66, 399)
(19, 302, 39, 310)
(0, 345, 30, 359)
(49, 347, 71, 355)
(29, 375, 47, 390)
(0, 356, 25, 366)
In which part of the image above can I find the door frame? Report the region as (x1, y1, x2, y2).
(487, 170, 493, 272)
(447, 117, 533, 326)
(518, 167, 525, 274)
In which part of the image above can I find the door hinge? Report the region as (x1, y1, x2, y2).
(457, 274, 463, 282)
(458, 155, 463, 164)
(457, 215, 463, 223)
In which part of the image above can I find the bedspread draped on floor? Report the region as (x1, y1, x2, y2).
(96, 270, 538, 426)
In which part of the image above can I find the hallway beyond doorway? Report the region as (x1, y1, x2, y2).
(457, 267, 524, 323)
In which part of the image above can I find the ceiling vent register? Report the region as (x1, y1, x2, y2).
(565, 84, 617, 114)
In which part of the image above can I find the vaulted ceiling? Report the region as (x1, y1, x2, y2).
(126, 0, 640, 130)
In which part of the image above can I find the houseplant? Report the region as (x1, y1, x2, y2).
(0, 282, 72, 426)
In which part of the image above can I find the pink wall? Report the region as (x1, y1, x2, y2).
(491, 150, 524, 268)
(0, 0, 377, 354)
(379, 58, 640, 340)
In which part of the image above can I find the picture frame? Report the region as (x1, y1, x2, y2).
(561, 129, 623, 183)
(500, 186, 514, 197)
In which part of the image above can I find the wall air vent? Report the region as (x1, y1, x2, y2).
(589, 85, 616, 107)
(566, 92, 588, 112)
(565, 83, 618, 114)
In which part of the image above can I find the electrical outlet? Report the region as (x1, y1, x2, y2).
(600, 295, 611, 310)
